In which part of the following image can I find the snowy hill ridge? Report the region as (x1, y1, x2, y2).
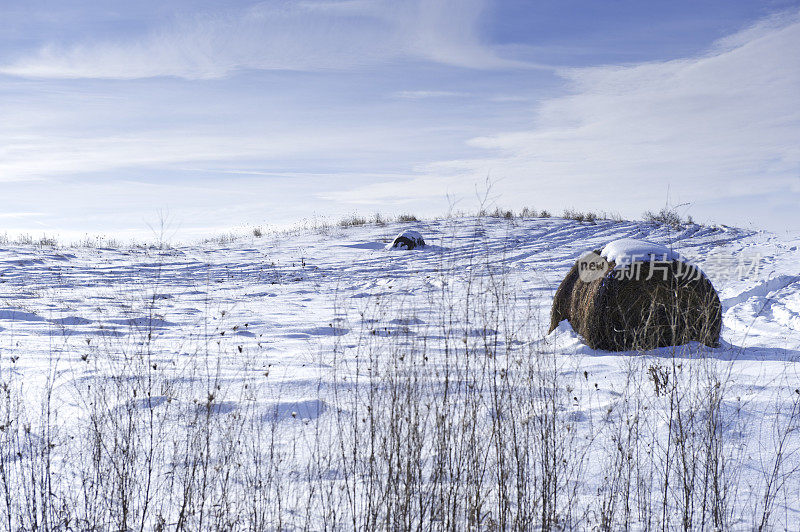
(1, 216, 799, 529)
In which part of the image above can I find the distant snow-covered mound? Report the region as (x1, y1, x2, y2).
(388, 230, 425, 250)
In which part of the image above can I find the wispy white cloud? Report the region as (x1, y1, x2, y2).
(330, 9, 800, 230)
(0, 127, 428, 182)
(0, 0, 526, 79)
(0, 212, 44, 219)
(392, 90, 466, 99)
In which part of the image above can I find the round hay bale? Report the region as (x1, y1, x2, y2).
(390, 230, 425, 250)
(548, 240, 721, 350)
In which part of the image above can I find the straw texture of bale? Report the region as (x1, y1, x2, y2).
(549, 249, 722, 350)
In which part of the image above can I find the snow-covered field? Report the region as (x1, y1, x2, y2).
(2, 216, 799, 530)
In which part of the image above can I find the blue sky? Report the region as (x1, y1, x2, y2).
(1, 0, 799, 239)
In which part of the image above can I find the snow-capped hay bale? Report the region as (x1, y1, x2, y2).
(390, 230, 425, 250)
(549, 239, 721, 351)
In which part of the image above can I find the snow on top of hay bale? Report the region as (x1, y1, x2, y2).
(600, 238, 686, 268)
(388, 230, 425, 250)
